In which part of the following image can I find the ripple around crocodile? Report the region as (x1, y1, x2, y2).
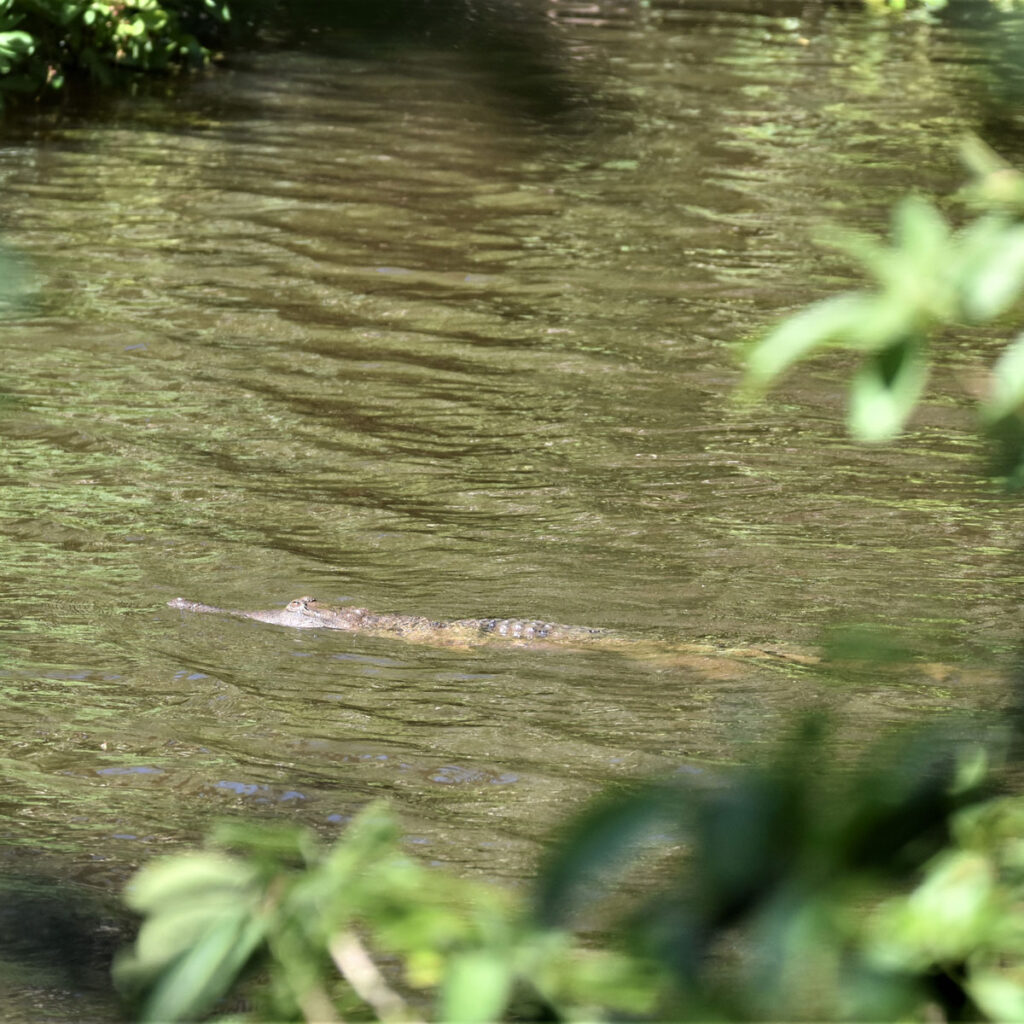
(166, 595, 821, 667)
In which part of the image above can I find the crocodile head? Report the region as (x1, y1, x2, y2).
(281, 596, 369, 630)
(240, 596, 328, 628)
(278, 595, 336, 626)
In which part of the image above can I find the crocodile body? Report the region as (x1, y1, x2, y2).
(166, 595, 819, 666)
(167, 596, 613, 649)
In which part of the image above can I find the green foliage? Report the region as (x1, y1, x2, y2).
(114, 722, 1024, 1023)
(538, 719, 1003, 1022)
(114, 849, 267, 1021)
(862, 0, 949, 13)
(861, 0, 1015, 12)
(114, 803, 657, 1023)
(865, 791, 1024, 1020)
(0, 0, 230, 106)
(745, 139, 1024, 474)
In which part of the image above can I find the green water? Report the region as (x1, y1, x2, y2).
(0, 0, 1021, 1012)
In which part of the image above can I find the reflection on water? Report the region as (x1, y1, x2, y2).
(0, 1, 1020, 1008)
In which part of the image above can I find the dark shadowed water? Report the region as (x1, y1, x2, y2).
(1, 0, 1022, 1012)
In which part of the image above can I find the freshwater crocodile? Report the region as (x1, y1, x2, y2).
(167, 595, 819, 666)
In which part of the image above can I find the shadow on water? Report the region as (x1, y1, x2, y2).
(0, 865, 126, 1020)
(261, 0, 591, 122)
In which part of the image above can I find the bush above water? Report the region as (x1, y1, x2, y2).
(0, 0, 232, 106)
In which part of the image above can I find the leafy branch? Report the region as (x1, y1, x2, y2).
(744, 137, 1024, 479)
(112, 723, 1024, 1022)
(113, 802, 657, 1023)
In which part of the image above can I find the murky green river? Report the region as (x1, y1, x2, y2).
(2, 0, 1023, 1012)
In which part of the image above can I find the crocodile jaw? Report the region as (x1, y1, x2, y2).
(168, 597, 324, 629)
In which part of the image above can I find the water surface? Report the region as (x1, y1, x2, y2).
(0, 0, 1020, 1011)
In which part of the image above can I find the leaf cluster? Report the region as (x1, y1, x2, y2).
(745, 138, 1024, 472)
(537, 719, 1008, 1021)
(113, 803, 656, 1023)
(113, 721, 1024, 1023)
(0, 0, 230, 105)
(867, 793, 1024, 1020)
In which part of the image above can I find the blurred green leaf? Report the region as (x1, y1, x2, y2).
(961, 134, 1012, 181)
(968, 972, 1024, 1022)
(848, 338, 928, 441)
(125, 851, 259, 913)
(112, 718, 1024, 1024)
(870, 851, 996, 968)
(825, 226, 898, 283)
(535, 784, 677, 927)
(700, 784, 802, 906)
(958, 220, 1024, 321)
(821, 622, 916, 663)
(0, 29, 31, 72)
(894, 195, 950, 270)
(842, 291, 923, 350)
(984, 331, 1024, 423)
(131, 901, 248, 973)
(744, 148, 1024, 461)
(745, 293, 875, 385)
(825, 198, 953, 320)
(982, 412, 1024, 489)
(138, 910, 266, 1023)
(960, 135, 1024, 211)
(440, 950, 513, 1023)
(954, 796, 1024, 865)
(553, 943, 664, 1015)
(212, 818, 319, 866)
(900, 195, 948, 248)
